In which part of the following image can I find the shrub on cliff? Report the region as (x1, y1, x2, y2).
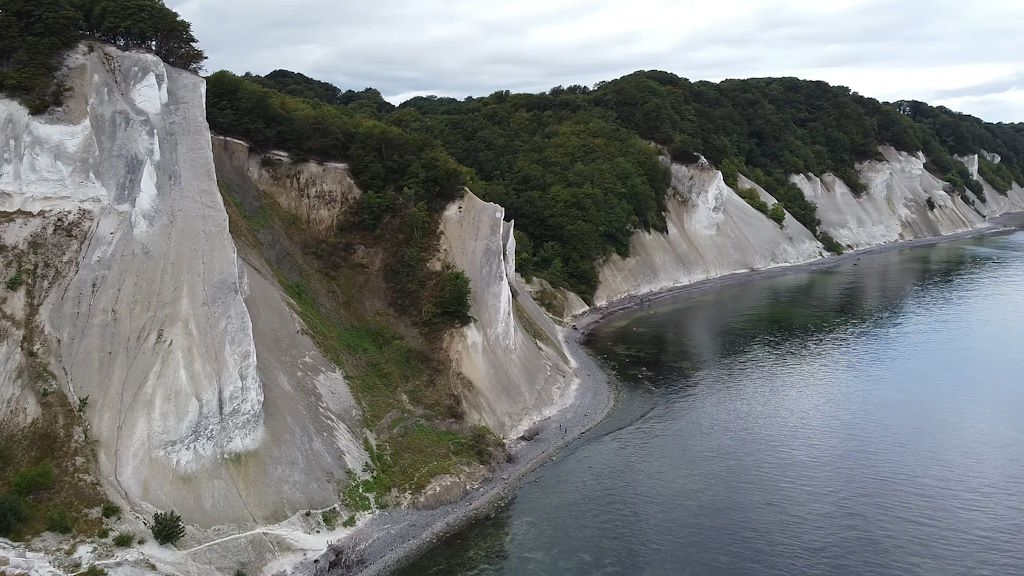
(0, 494, 25, 536)
(151, 510, 185, 545)
(426, 268, 472, 327)
(11, 463, 55, 496)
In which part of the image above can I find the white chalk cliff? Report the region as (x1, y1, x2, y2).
(594, 162, 824, 306)
(590, 147, 1024, 308)
(439, 192, 576, 437)
(0, 44, 365, 539)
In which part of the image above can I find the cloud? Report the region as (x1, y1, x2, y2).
(169, 0, 1024, 121)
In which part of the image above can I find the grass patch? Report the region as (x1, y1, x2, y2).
(113, 531, 135, 547)
(321, 508, 340, 529)
(218, 179, 269, 231)
(0, 397, 104, 539)
(101, 501, 120, 519)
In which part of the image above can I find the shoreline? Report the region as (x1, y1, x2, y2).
(319, 325, 618, 576)
(573, 214, 1024, 335)
(334, 214, 1024, 576)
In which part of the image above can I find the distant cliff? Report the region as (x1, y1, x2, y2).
(591, 147, 1024, 307)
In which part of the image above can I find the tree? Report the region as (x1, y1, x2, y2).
(151, 510, 186, 545)
(1, 0, 206, 112)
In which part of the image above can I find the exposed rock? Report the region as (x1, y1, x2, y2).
(0, 45, 365, 536)
(591, 146, 1023, 309)
(798, 146, 984, 250)
(594, 161, 823, 307)
(439, 191, 576, 437)
(414, 465, 490, 510)
(211, 136, 361, 237)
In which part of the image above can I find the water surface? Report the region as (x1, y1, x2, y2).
(401, 230, 1024, 576)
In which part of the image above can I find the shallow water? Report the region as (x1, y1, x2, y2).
(399, 230, 1024, 576)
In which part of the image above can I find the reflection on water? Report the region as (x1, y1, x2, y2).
(399, 231, 1024, 576)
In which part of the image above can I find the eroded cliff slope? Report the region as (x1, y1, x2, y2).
(0, 45, 365, 538)
(439, 192, 575, 437)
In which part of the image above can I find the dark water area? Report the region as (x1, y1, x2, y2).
(400, 230, 1024, 576)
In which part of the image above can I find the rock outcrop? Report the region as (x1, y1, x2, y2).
(211, 136, 362, 237)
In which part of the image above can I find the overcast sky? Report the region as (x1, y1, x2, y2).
(170, 0, 1023, 122)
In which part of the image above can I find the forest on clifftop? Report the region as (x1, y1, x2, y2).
(209, 68, 1024, 299)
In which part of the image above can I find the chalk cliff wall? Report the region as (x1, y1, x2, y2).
(0, 45, 365, 533)
(590, 146, 1023, 310)
(594, 162, 824, 307)
(211, 136, 362, 237)
(439, 191, 576, 437)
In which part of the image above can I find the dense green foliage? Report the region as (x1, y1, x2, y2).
(208, 68, 1023, 298)
(151, 510, 185, 545)
(249, 69, 395, 117)
(897, 100, 1024, 186)
(10, 463, 55, 497)
(736, 186, 769, 214)
(0, 494, 25, 536)
(978, 156, 1016, 194)
(394, 95, 670, 297)
(208, 71, 473, 324)
(0, 0, 204, 112)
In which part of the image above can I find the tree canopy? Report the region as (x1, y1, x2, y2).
(0, 0, 205, 112)
(207, 69, 1023, 300)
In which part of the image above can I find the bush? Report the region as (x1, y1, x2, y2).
(113, 531, 135, 547)
(321, 508, 339, 529)
(736, 186, 769, 214)
(100, 500, 120, 519)
(151, 510, 186, 545)
(926, 197, 937, 211)
(47, 508, 73, 534)
(0, 494, 26, 536)
(768, 203, 786, 225)
(5, 273, 24, 291)
(818, 231, 845, 255)
(428, 268, 472, 327)
(11, 463, 55, 496)
(80, 567, 108, 576)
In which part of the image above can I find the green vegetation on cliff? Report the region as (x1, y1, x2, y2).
(208, 68, 1024, 297)
(0, 0, 204, 113)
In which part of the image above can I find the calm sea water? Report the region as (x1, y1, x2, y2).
(400, 230, 1024, 576)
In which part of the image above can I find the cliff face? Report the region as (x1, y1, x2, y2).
(594, 162, 824, 307)
(796, 146, 985, 249)
(591, 146, 1024, 309)
(439, 191, 575, 437)
(210, 138, 577, 439)
(0, 45, 365, 532)
(211, 136, 362, 237)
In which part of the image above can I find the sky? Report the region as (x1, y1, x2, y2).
(170, 0, 1024, 122)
